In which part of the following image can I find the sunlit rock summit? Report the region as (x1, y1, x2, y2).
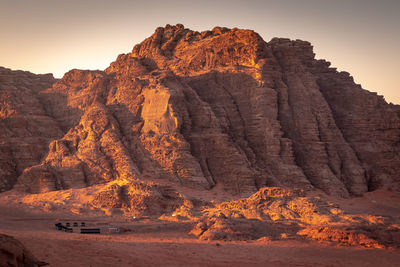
(1, 24, 400, 198)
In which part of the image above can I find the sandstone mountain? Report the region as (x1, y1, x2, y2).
(1, 24, 400, 199)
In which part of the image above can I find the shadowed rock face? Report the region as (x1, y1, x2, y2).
(0, 234, 48, 266)
(2, 24, 400, 196)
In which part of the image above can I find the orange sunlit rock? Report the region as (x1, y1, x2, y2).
(1, 25, 400, 256)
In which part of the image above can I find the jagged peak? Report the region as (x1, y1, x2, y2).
(59, 69, 106, 88)
(131, 24, 264, 58)
(121, 25, 268, 75)
(155, 23, 186, 33)
(268, 37, 312, 46)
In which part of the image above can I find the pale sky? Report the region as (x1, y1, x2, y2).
(1, 0, 399, 103)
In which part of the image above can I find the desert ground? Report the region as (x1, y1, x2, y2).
(1, 188, 400, 267)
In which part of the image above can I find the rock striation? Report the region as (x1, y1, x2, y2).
(0, 67, 61, 192)
(1, 25, 399, 197)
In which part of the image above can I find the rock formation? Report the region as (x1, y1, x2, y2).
(1, 24, 399, 197)
(190, 187, 400, 248)
(0, 233, 48, 266)
(0, 67, 61, 192)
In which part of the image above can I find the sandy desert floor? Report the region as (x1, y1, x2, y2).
(1, 189, 400, 267)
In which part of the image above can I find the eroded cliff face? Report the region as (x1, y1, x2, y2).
(0, 67, 61, 192)
(2, 25, 400, 197)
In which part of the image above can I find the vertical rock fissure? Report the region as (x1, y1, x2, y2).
(205, 158, 217, 187)
(219, 82, 258, 168)
(314, 80, 370, 192)
(314, 113, 341, 181)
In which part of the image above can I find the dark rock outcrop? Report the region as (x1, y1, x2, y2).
(0, 233, 48, 266)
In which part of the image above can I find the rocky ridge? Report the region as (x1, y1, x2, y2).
(1, 24, 400, 199)
(189, 187, 400, 248)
